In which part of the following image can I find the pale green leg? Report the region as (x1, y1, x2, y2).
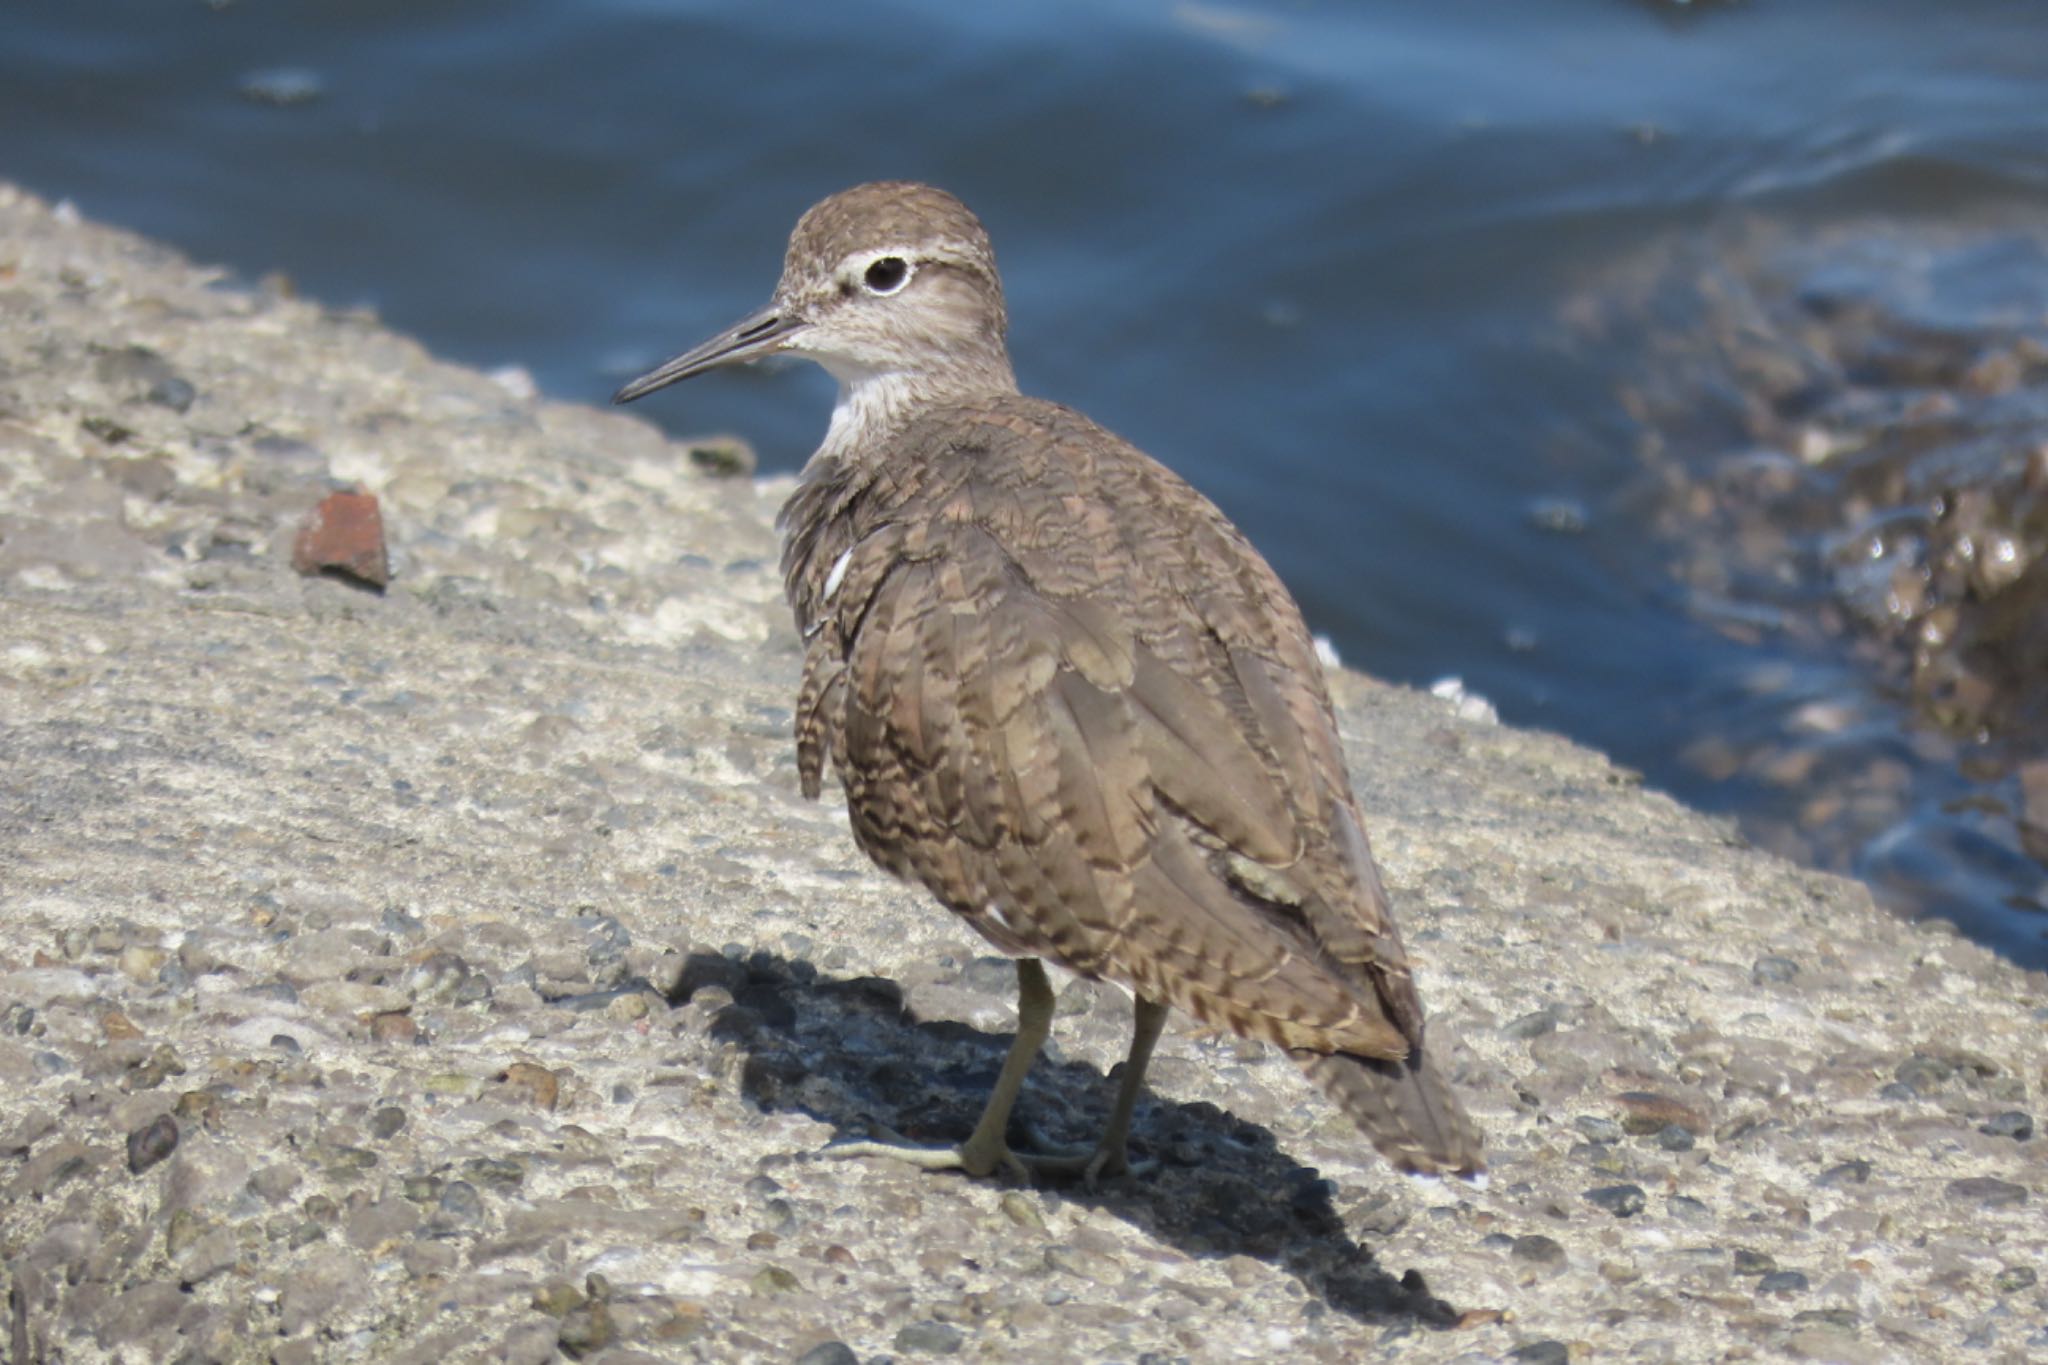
(827, 957, 1056, 1181)
(827, 962, 1166, 1185)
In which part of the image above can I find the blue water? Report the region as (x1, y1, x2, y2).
(6, 0, 2047, 963)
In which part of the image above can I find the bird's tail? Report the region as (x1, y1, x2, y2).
(1293, 1045, 1483, 1177)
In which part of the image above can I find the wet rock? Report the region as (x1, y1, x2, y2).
(1759, 1269, 1810, 1295)
(370, 1105, 408, 1139)
(1507, 1343, 1571, 1365)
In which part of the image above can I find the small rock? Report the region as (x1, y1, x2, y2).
(794, 1343, 860, 1365)
(1573, 1115, 1623, 1142)
(101, 1011, 143, 1041)
(437, 1179, 485, 1225)
(999, 1192, 1045, 1232)
(1946, 1176, 2028, 1208)
(1510, 1234, 1566, 1269)
(118, 945, 168, 983)
(894, 1320, 965, 1355)
(1758, 1269, 1810, 1295)
(1615, 1091, 1707, 1136)
(532, 1282, 584, 1317)
(166, 1207, 208, 1258)
(1733, 1249, 1777, 1275)
(370, 1012, 417, 1044)
(557, 1301, 614, 1359)
(1655, 1124, 1694, 1151)
(1751, 954, 1801, 984)
(750, 1265, 801, 1296)
(1979, 1111, 2033, 1141)
(1815, 1159, 1872, 1188)
(1502, 1010, 1557, 1040)
(126, 1114, 178, 1173)
(1893, 1055, 1951, 1093)
(292, 486, 389, 589)
(463, 1156, 524, 1190)
(1508, 1342, 1570, 1365)
(1585, 1184, 1647, 1218)
(370, 1106, 407, 1139)
(684, 435, 757, 478)
(501, 1062, 560, 1111)
(1993, 1265, 2037, 1293)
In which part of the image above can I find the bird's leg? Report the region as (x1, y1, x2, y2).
(1020, 993, 1167, 1185)
(825, 957, 1055, 1181)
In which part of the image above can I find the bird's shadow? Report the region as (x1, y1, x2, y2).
(674, 947, 1463, 1333)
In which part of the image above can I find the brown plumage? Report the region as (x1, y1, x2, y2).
(616, 182, 1480, 1179)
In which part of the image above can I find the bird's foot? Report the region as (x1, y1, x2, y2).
(822, 1125, 1031, 1183)
(822, 1123, 1156, 1188)
(1016, 1124, 1158, 1189)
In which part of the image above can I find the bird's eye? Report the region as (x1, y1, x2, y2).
(862, 256, 911, 294)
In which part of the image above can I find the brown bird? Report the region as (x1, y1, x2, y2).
(615, 182, 1481, 1182)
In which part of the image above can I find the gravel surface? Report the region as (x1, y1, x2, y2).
(3, 182, 2046, 1363)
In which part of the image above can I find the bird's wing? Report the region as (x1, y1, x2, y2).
(794, 400, 1425, 1060)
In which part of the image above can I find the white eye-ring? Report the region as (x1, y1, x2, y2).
(860, 255, 913, 295)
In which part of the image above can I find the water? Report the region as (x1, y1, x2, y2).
(6, 0, 2047, 965)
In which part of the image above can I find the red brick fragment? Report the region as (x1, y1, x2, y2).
(292, 486, 389, 588)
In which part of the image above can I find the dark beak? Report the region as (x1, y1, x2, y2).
(612, 303, 800, 404)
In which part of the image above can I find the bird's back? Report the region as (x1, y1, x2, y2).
(784, 395, 1438, 1062)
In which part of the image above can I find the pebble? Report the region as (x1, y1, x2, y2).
(1978, 1111, 2033, 1141)
(894, 1320, 965, 1354)
(1511, 1234, 1567, 1270)
(1586, 1184, 1647, 1218)
(126, 1115, 178, 1174)
(1750, 954, 1801, 984)
(793, 1343, 859, 1365)
(370, 1106, 408, 1139)
(291, 487, 389, 589)
(1815, 1159, 1872, 1188)
(370, 1012, 418, 1044)
(1758, 1270, 1809, 1295)
(501, 1061, 561, 1110)
(1614, 1092, 1706, 1136)
(557, 1301, 615, 1359)
(1574, 1115, 1624, 1143)
(1508, 1341, 1571, 1365)
(1946, 1176, 2028, 1208)
(436, 1180, 485, 1226)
